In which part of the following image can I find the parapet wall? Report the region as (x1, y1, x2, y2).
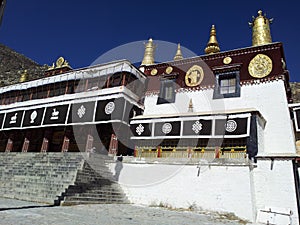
(109, 157, 299, 223)
(109, 158, 254, 221)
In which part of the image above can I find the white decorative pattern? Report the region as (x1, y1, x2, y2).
(136, 124, 144, 136)
(50, 108, 59, 120)
(77, 105, 86, 118)
(225, 120, 237, 132)
(30, 111, 38, 123)
(192, 121, 202, 134)
(162, 123, 172, 134)
(10, 113, 17, 124)
(105, 102, 115, 115)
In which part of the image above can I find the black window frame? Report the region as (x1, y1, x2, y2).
(213, 71, 240, 99)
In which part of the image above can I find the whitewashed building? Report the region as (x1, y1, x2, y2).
(0, 10, 299, 224)
(125, 10, 299, 224)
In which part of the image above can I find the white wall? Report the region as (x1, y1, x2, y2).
(144, 80, 296, 154)
(252, 160, 299, 224)
(109, 159, 299, 223)
(110, 162, 254, 221)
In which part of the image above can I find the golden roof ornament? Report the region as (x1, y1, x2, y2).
(48, 63, 55, 70)
(204, 25, 220, 54)
(174, 43, 183, 61)
(141, 38, 156, 66)
(47, 56, 72, 71)
(188, 99, 193, 112)
(249, 10, 273, 46)
(19, 70, 28, 83)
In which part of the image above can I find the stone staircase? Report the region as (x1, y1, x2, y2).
(0, 152, 128, 206)
(0, 153, 84, 204)
(61, 154, 129, 205)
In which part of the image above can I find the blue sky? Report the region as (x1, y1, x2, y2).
(0, 1, 299, 81)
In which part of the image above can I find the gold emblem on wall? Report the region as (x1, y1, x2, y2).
(165, 66, 173, 74)
(185, 65, 204, 87)
(150, 68, 158, 76)
(223, 56, 232, 65)
(248, 54, 273, 78)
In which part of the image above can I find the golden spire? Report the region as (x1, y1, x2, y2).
(141, 38, 155, 66)
(188, 99, 193, 112)
(249, 10, 273, 46)
(19, 70, 28, 83)
(205, 25, 220, 54)
(174, 43, 183, 61)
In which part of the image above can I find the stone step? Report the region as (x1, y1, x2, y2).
(65, 188, 125, 195)
(62, 200, 128, 206)
(0, 152, 85, 204)
(0, 177, 77, 185)
(0, 152, 127, 206)
(61, 159, 128, 205)
(63, 196, 127, 203)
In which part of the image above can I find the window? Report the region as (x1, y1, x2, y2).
(49, 84, 55, 97)
(75, 79, 86, 93)
(98, 76, 108, 89)
(23, 89, 31, 101)
(59, 82, 67, 95)
(220, 77, 236, 94)
(213, 71, 240, 99)
(110, 73, 123, 87)
(87, 77, 99, 91)
(36, 86, 48, 99)
(157, 79, 176, 104)
(66, 80, 77, 94)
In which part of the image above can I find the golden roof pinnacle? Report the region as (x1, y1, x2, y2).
(249, 10, 273, 46)
(188, 98, 193, 112)
(47, 56, 72, 71)
(205, 25, 220, 54)
(174, 43, 183, 61)
(141, 38, 156, 66)
(19, 70, 28, 83)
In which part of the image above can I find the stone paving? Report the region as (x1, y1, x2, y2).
(0, 198, 253, 225)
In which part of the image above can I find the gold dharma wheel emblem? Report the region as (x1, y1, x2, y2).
(150, 68, 158, 76)
(185, 65, 204, 87)
(223, 56, 232, 64)
(56, 57, 65, 68)
(248, 54, 273, 78)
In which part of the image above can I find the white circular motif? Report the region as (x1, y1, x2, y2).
(225, 120, 237, 132)
(105, 102, 115, 115)
(162, 123, 172, 134)
(136, 124, 144, 136)
(192, 120, 202, 134)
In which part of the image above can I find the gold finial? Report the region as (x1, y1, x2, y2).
(188, 99, 193, 112)
(47, 56, 72, 71)
(141, 38, 156, 66)
(47, 63, 55, 70)
(174, 43, 183, 61)
(19, 70, 28, 82)
(205, 25, 220, 54)
(249, 10, 273, 46)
